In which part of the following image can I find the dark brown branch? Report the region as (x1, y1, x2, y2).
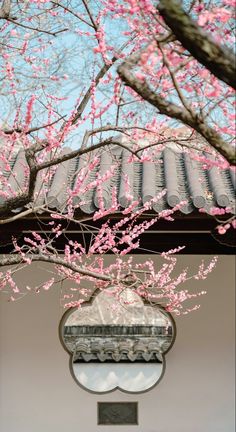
(6, 17, 68, 36)
(35, 136, 136, 170)
(51, 1, 94, 28)
(0, 254, 111, 281)
(157, 0, 236, 90)
(71, 38, 134, 127)
(0, 206, 46, 224)
(71, 63, 113, 125)
(3, 116, 66, 135)
(0, 147, 38, 217)
(81, 0, 98, 31)
(0, 193, 31, 216)
(0, 134, 136, 218)
(118, 52, 236, 165)
(0, 0, 10, 18)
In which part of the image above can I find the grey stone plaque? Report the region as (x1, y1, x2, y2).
(98, 402, 138, 425)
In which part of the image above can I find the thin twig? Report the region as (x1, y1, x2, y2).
(51, 1, 94, 28)
(3, 116, 66, 135)
(0, 205, 47, 224)
(7, 17, 68, 36)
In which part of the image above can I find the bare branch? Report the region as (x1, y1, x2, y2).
(35, 137, 136, 171)
(133, 137, 213, 156)
(80, 125, 161, 149)
(51, 1, 94, 29)
(6, 17, 68, 36)
(0, 205, 46, 224)
(81, 0, 98, 31)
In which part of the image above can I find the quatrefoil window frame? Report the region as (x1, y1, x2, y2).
(59, 288, 176, 394)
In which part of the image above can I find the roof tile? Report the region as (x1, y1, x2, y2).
(2, 145, 235, 216)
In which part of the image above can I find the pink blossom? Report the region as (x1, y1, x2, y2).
(231, 219, 236, 229)
(10, 29, 18, 37)
(217, 225, 226, 234)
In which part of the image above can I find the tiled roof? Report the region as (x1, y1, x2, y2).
(72, 337, 170, 362)
(65, 324, 173, 362)
(1, 145, 235, 215)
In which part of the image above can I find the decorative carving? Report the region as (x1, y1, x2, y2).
(98, 402, 138, 425)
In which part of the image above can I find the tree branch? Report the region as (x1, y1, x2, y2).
(6, 16, 68, 36)
(118, 51, 236, 165)
(0, 0, 10, 18)
(51, 1, 94, 29)
(3, 116, 66, 135)
(71, 37, 134, 127)
(0, 133, 137, 219)
(0, 254, 112, 281)
(157, 0, 236, 90)
(81, 0, 98, 31)
(0, 205, 46, 224)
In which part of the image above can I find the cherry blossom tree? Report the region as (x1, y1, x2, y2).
(0, 0, 234, 312)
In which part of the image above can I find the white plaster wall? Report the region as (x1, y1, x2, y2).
(0, 256, 235, 432)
